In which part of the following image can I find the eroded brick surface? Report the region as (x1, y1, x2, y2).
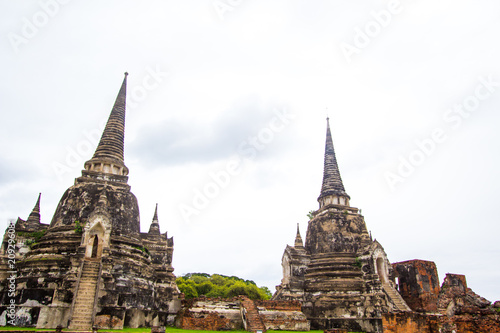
(176, 297, 309, 331)
(176, 297, 243, 331)
(382, 312, 439, 333)
(256, 300, 309, 331)
(393, 260, 440, 313)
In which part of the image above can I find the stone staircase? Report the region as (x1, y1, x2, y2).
(69, 260, 100, 330)
(240, 297, 266, 332)
(382, 282, 412, 312)
(305, 253, 366, 292)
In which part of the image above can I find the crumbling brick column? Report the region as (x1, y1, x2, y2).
(392, 260, 440, 312)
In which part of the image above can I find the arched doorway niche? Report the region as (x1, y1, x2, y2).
(85, 222, 106, 259)
(375, 256, 389, 283)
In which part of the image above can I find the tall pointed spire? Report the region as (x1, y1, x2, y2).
(26, 193, 41, 225)
(318, 118, 350, 208)
(16, 193, 42, 231)
(149, 203, 161, 234)
(153, 203, 158, 221)
(93, 73, 127, 163)
(294, 223, 304, 248)
(83, 73, 129, 181)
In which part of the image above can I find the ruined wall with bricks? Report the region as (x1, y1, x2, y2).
(382, 312, 439, 333)
(439, 314, 500, 333)
(389, 261, 500, 332)
(437, 273, 500, 332)
(175, 297, 310, 331)
(175, 298, 243, 331)
(393, 260, 440, 313)
(255, 300, 310, 331)
(383, 311, 500, 333)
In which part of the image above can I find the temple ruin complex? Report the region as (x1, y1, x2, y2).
(272, 119, 500, 333)
(0, 74, 498, 333)
(0, 73, 181, 330)
(272, 118, 410, 332)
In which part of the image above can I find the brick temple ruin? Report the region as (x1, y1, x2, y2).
(272, 119, 500, 332)
(0, 73, 181, 330)
(272, 118, 411, 332)
(386, 260, 500, 333)
(1, 74, 499, 332)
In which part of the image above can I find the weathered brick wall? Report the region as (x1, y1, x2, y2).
(439, 314, 500, 333)
(255, 299, 310, 331)
(392, 260, 440, 313)
(175, 297, 243, 331)
(438, 274, 492, 315)
(176, 297, 310, 331)
(258, 310, 310, 331)
(383, 313, 500, 333)
(382, 312, 439, 333)
(178, 311, 233, 331)
(436, 274, 500, 332)
(441, 274, 467, 295)
(255, 299, 302, 311)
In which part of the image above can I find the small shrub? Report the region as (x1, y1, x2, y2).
(23, 230, 46, 248)
(25, 239, 36, 248)
(74, 220, 85, 234)
(353, 257, 363, 268)
(131, 245, 151, 256)
(30, 230, 46, 241)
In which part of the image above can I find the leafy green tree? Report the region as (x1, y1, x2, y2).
(224, 281, 248, 298)
(206, 285, 224, 298)
(176, 273, 271, 300)
(192, 274, 209, 284)
(196, 281, 214, 295)
(210, 274, 226, 286)
(224, 279, 236, 288)
(245, 279, 257, 286)
(243, 284, 262, 299)
(259, 286, 272, 299)
(177, 283, 198, 298)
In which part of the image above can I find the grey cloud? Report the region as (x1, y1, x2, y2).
(129, 96, 298, 166)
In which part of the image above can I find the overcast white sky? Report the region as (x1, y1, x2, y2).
(1, 0, 499, 302)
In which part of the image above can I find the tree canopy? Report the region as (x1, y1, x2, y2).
(176, 273, 272, 300)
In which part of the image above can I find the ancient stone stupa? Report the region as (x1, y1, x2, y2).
(273, 118, 410, 332)
(0, 73, 181, 329)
